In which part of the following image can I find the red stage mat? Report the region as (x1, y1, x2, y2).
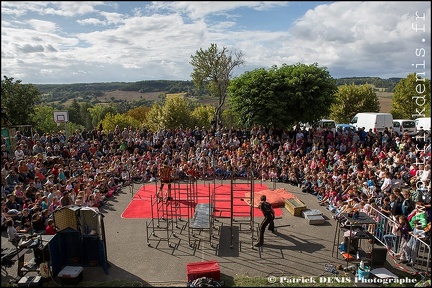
(121, 183, 289, 219)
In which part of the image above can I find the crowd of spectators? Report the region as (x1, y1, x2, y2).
(1, 123, 431, 251)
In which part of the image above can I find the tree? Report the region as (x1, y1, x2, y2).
(190, 43, 245, 127)
(30, 105, 57, 134)
(228, 63, 337, 128)
(87, 104, 116, 128)
(391, 73, 431, 119)
(100, 113, 141, 133)
(126, 106, 150, 123)
(191, 105, 215, 129)
(161, 96, 192, 130)
(330, 83, 380, 123)
(79, 102, 94, 130)
(144, 103, 164, 131)
(221, 108, 242, 129)
(68, 99, 82, 125)
(1, 76, 41, 126)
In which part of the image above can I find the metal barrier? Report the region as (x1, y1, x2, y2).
(367, 206, 430, 279)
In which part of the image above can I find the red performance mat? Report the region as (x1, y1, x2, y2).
(121, 183, 288, 219)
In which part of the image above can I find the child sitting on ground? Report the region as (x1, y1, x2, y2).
(6, 219, 27, 244)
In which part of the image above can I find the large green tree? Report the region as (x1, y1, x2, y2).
(330, 83, 380, 123)
(191, 105, 215, 129)
(162, 96, 192, 130)
(1, 76, 41, 126)
(190, 43, 245, 127)
(30, 105, 57, 134)
(79, 102, 94, 130)
(144, 103, 164, 131)
(87, 104, 116, 128)
(228, 63, 337, 128)
(68, 99, 82, 125)
(391, 73, 431, 119)
(100, 112, 141, 133)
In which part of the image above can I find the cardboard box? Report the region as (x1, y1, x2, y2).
(58, 266, 83, 285)
(285, 198, 307, 216)
(186, 260, 220, 281)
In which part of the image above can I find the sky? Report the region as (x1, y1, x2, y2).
(1, 1, 431, 84)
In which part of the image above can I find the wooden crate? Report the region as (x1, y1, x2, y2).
(285, 198, 307, 216)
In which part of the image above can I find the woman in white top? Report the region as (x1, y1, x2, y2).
(14, 145, 25, 161)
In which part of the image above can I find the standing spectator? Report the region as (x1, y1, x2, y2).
(396, 215, 412, 263)
(383, 215, 401, 253)
(403, 220, 428, 266)
(401, 190, 415, 216)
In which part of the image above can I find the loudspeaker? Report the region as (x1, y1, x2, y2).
(371, 246, 387, 267)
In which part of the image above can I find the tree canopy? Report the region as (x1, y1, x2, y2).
(190, 43, 245, 127)
(1, 76, 41, 126)
(227, 63, 337, 128)
(330, 83, 380, 123)
(391, 73, 431, 119)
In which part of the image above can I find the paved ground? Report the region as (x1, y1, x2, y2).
(1, 180, 416, 286)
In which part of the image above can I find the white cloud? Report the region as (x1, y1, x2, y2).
(1, 1, 430, 84)
(287, 1, 431, 78)
(27, 19, 58, 33)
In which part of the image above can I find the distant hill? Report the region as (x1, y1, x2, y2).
(35, 77, 399, 113)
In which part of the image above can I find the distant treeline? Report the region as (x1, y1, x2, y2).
(335, 77, 401, 92)
(35, 77, 400, 104)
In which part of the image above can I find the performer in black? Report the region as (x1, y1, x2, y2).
(255, 194, 275, 247)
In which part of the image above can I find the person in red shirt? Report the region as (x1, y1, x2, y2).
(45, 218, 56, 235)
(51, 164, 60, 180)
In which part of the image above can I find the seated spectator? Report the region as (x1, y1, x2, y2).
(60, 191, 73, 207)
(18, 208, 32, 233)
(32, 212, 46, 234)
(5, 170, 19, 195)
(45, 218, 57, 235)
(1, 201, 19, 231)
(6, 219, 26, 245)
(5, 194, 22, 212)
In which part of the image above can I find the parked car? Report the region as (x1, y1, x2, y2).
(336, 124, 356, 133)
(393, 119, 417, 136)
(316, 119, 337, 134)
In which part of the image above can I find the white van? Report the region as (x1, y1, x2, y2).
(316, 119, 336, 134)
(414, 117, 431, 133)
(393, 119, 417, 136)
(350, 112, 393, 134)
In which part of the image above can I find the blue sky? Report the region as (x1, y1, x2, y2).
(1, 1, 430, 84)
